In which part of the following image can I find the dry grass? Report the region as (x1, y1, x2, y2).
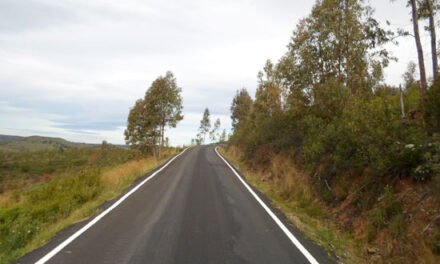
(0, 148, 178, 264)
(0, 191, 15, 207)
(220, 146, 362, 264)
(23, 154, 173, 257)
(221, 145, 440, 264)
(102, 157, 158, 189)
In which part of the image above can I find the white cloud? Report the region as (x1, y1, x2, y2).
(0, 0, 434, 146)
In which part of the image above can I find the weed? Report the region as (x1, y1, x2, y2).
(0, 146, 177, 264)
(367, 186, 405, 243)
(432, 230, 440, 255)
(366, 221, 377, 242)
(389, 213, 406, 238)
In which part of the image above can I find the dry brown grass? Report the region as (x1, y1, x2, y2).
(221, 145, 363, 263)
(222, 145, 440, 264)
(0, 148, 178, 264)
(0, 191, 15, 207)
(101, 157, 157, 187)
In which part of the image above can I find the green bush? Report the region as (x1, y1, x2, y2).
(426, 79, 440, 134)
(366, 220, 377, 242)
(0, 169, 102, 263)
(432, 230, 440, 255)
(389, 213, 406, 238)
(303, 94, 405, 174)
(369, 186, 404, 236)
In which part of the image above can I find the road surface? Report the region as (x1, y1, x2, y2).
(19, 145, 333, 264)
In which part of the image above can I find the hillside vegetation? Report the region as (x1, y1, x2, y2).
(0, 142, 178, 264)
(225, 0, 440, 263)
(0, 135, 96, 152)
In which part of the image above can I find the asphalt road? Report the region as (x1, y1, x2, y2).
(19, 145, 333, 264)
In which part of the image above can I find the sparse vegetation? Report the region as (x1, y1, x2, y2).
(0, 143, 178, 264)
(225, 0, 440, 263)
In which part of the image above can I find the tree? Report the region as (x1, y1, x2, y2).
(403, 61, 417, 88)
(199, 108, 211, 143)
(219, 129, 227, 143)
(196, 133, 203, 145)
(418, 0, 438, 79)
(145, 71, 183, 155)
(280, 0, 392, 97)
(409, 0, 428, 93)
(124, 99, 159, 154)
(230, 88, 253, 130)
(124, 71, 183, 156)
(210, 118, 221, 142)
(254, 60, 283, 122)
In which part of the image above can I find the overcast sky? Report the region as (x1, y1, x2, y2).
(0, 0, 436, 146)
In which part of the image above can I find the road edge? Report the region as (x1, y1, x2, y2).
(214, 146, 320, 264)
(28, 147, 190, 264)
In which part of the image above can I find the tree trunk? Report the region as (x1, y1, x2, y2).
(427, 0, 438, 79)
(410, 0, 428, 95)
(160, 124, 165, 158)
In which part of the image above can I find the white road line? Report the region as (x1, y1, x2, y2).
(215, 147, 320, 264)
(35, 148, 190, 264)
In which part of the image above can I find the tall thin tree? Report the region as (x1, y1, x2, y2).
(199, 108, 211, 143)
(410, 0, 428, 94)
(419, 0, 438, 79)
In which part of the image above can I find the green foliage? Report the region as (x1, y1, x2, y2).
(0, 145, 154, 263)
(0, 147, 141, 190)
(0, 170, 102, 263)
(372, 187, 403, 228)
(230, 88, 253, 128)
(403, 61, 417, 89)
(0, 135, 93, 152)
(125, 71, 183, 154)
(365, 186, 406, 242)
(389, 213, 406, 238)
(228, 0, 412, 179)
(432, 230, 440, 255)
(219, 129, 227, 143)
(210, 118, 221, 142)
(366, 222, 376, 242)
(341, 96, 401, 169)
(199, 108, 211, 143)
(300, 91, 429, 179)
(426, 78, 440, 133)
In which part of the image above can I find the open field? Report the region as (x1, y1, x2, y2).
(0, 144, 178, 264)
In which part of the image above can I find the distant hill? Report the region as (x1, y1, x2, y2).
(0, 135, 23, 143)
(0, 135, 98, 152)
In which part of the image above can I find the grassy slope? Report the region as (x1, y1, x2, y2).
(0, 146, 178, 264)
(0, 135, 95, 152)
(220, 146, 440, 264)
(219, 147, 358, 263)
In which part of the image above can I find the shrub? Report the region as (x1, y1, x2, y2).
(432, 230, 440, 255)
(0, 169, 102, 262)
(369, 186, 404, 234)
(426, 79, 440, 134)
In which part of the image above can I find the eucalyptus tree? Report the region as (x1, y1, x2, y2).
(125, 71, 183, 157)
(219, 129, 227, 143)
(279, 0, 393, 98)
(230, 88, 253, 130)
(407, 0, 428, 93)
(124, 98, 159, 154)
(199, 108, 211, 143)
(418, 0, 438, 79)
(210, 118, 221, 142)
